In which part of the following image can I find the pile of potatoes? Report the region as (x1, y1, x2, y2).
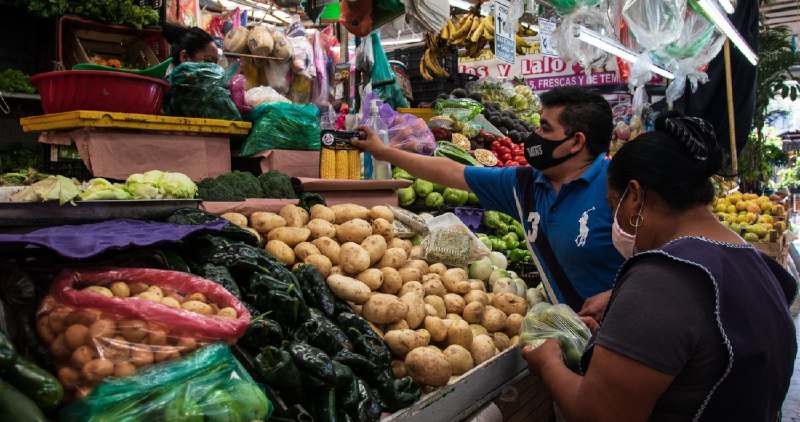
(81, 281, 239, 320)
(221, 204, 529, 388)
(37, 297, 200, 401)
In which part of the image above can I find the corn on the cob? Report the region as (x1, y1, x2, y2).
(320, 148, 336, 179)
(348, 150, 360, 179)
(335, 150, 349, 179)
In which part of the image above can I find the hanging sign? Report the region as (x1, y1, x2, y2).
(494, 0, 515, 65)
(538, 18, 558, 58)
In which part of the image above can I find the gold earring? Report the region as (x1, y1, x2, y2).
(630, 213, 644, 228)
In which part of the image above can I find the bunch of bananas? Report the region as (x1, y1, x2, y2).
(441, 10, 495, 59)
(420, 33, 451, 81)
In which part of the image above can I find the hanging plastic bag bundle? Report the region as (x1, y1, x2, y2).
(60, 342, 271, 421)
(370, 32, 409, 109)
(552, 7, 612, 75)
(241, 103, 322, 155)
(37, 267, 250, 401)
(520, 302, 591, 374)
(538, 0, 600, 16)
(165, 62, 242, 121)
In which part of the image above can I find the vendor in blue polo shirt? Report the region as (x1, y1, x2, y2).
(352, 87, 624, 323)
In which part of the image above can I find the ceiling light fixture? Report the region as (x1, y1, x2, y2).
(577, 26, 675, 79)
(716, 0, 735, 14)
(695, 0, 758, 65)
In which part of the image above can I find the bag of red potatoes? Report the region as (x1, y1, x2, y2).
(36, 267, 250, 401)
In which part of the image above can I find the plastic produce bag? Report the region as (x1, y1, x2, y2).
(60, 343, 271, 421)
(538, 0, 600, 16)
(37, 267, 250, 401)
(286, 18, 316, 80)
(359, 92, 435, 154)
(426, 212, 491, 263)
(245, 86, 291, 107)
(265, 61, 293, 95)
(370, 32, 409, 109)
(520, 302, 590, 374)
(166, 62, 241, 121)
(553, 7, 611, 74)
(230, 74, 253, 116)
(622, 0, 686, 51)
(241, 103, 321, 155)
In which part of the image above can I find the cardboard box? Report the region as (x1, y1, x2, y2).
(253, 150, 321, 178)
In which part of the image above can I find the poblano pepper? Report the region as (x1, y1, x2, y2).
(197, 263, 242, 299)
(333, 349, 378, 377)
(308, 308, 351, 353)
(287, 342, 336, 384)
(314, 387, 336, 422)
(241, 317, 284, 351)
(337, 377, 360, 412)
(355, 377, 382, 422)
(331, 360, 354, 389)
(293, 266, 336, 318)
(254, 346, 304, 400)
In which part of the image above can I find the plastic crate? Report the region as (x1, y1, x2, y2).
(509, 262, 540, 288)
(41, 144, 93, 181)
(386, 46, 462, 106)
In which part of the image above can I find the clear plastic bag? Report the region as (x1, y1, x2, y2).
(265, 61, 293, 95)
(622, 0, 686, 51)
(286, 18, 316, 80)
(245, 85, 291, 107)
(434, 98, 484, 122)
(520, 302, 590, 374)
(419, 228, 473, 268)
(355, 35, 375, 84)
(312, 31, 331, 106)
(426, 212, 491, 263)
(37, 267, 250, 401)
(537, 0, 600, 16)
(553, 7, 611, 74)
(241, 103, 322, 155)
(165, 63, 241, 121)
(60, 343, 271, 421)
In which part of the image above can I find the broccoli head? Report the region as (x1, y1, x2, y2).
(197, 171, 264, 201)
(258, 170, 296, 199)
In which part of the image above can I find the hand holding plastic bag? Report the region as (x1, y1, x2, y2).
(520, 302, 590, 374)
(60, 343, 271, 421)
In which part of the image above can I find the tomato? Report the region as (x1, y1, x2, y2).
(501, 138, 513, 148)
(517, 157, 528, 165)
(500, 153, 512, 162)
(497, 146, 510, 156)
(506, 160, 519, 166)
(495, 161, 504, 167)
(491, 140, 501, 150)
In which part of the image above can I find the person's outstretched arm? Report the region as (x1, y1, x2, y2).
(351, 126, 470, 191)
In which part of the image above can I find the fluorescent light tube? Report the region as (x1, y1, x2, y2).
(382, 36, 424, 47)
(577, 26, 675, 79)
(695, 0, 757, 65)
(717, 0, 735, 14)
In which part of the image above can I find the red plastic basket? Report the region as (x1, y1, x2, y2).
(30, 70, 169, 115)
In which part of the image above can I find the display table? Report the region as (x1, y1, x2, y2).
(20, 111, 252, 181)
(201, 179, 413, 214)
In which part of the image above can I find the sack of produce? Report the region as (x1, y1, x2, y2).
(247, 25, 274, 57)
(519, 302, 590, 374)
(165, 62, 242, 121)
(37, 267, 250, 401)
(241, 103, 322, 155)
(60, 342, 271, 422)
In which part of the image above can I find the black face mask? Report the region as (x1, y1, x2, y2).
(524, 132, 577, 170)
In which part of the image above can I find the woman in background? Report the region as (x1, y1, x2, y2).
(162, 24, 218, 66)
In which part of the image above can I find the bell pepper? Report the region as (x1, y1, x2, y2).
(512, 219, 525, 238)
(288, 342, 337, 384)
(200, 389, 241, 422)
(254, 346, 304, 400)
(397, 187, 416, 207)
(298, 192, 327, 212)
(443, 187, 469, 206)
(467, 192, 480, 206)
(490, 237, 507, 252)
(392, 167, 415, 181)
(502, 233, 520, 250)
(424, 192, 444, 208)
(412, 179, 434, 198)
(508, 248, 529, 264)
(164, 387, 204, 422)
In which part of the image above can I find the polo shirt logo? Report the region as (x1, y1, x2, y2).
(526, 212, 540, 242)
(575, 207, 595, 247)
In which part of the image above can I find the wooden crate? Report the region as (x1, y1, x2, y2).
(58, 15, 167, 69)
(749, 232, 790, 265)
(493, 374, 555, 422)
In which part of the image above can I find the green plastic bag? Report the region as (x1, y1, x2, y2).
(166, 62, 242, 121)
(519, 303, 591, 374)
(370, 32, 409, 109)
(60, 343, 272, 422)
(241, 103, 322, 156)
(372, 0, 404, 31)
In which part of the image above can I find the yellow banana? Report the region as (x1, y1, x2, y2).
(469, 14, 481, 35)
(485, 15, 495, 32)
(441, 22, 451, 40)
(516, 34, 529, 48)
(420, 55, 433, 81)
(471, 20, 486, 43)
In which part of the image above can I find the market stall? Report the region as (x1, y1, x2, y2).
(0, 0, 785, 420)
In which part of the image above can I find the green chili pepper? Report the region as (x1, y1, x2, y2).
(254, 346, 304, 400)
(288, 342, 336, 384)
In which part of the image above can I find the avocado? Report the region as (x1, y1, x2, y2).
(468, 92, 483, 102)
(452, 88, 468, 98)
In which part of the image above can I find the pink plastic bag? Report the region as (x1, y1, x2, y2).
(38, 267, 250, 401)
(230, 74, 253, 116)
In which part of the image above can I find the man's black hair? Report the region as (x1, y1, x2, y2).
(539, 87, 613, 157)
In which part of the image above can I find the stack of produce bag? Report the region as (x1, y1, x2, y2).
(241, 103, 322, 155)
(166, 62, 241, 121)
